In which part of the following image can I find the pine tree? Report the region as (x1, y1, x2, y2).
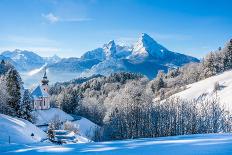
(5, 68, 22, 117)
(203, 52, 217, 78)
(0, 76, 13, 115)
(1, 59, 5, 65)
(151, 70, 165, 93)
(47, 123, 55, 141)
(0, 60, 6, 75)
(20, 89, 33, 122)
(223, 40, 232, 70)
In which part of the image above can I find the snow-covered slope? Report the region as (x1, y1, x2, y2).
(32, 108, 99, 140)
(80, 58, 126, 77)
(73, 118, 100, 139)
(174, 70, 232, 111)
(2, 133, 232, 154)
(32, 108, 74, 126)
(0, 114, 46, 144)
(131, 33, 166, 60)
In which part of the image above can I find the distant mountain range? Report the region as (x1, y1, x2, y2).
(0, 33, 199, 86)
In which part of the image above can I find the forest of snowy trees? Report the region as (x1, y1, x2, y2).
(49, 72, 232, 141)
(0, 60, 33, 122)
(0, 39, 232, 141)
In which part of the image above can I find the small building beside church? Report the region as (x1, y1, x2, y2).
(31, 69, 50, 110)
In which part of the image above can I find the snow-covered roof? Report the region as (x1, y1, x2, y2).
(31, 85, 49, 99)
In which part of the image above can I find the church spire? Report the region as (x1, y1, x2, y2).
(41, 67, 49, 86)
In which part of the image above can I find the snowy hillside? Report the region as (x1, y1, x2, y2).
(0, 114, 46, 144)
(32, 108, 99, 139)
(73, 118, 100, 139)
(2, 133, 232, 154)
(32, 108, 74, 126)
(174, 70, 232, 111)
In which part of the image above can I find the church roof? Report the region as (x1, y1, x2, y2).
(31, 85, 49, 99)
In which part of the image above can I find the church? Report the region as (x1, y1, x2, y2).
(31, 69, 50, 110)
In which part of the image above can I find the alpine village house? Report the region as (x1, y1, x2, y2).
(31, 69, 50, 110)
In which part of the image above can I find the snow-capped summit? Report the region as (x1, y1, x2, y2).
(103, 40, 117, 58)
(1, 49, 45, 71)
(131, 33, 167, 60)
(43, 54, 61, 63)
(2, 49, 43, 62)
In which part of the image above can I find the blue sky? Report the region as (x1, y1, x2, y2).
(0, 0, 231, 58)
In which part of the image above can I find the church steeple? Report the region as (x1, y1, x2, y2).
(41, 67, 49, 86)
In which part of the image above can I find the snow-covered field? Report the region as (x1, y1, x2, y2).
(174, 70, 232, 111)
(0, 114, 46, 144)
(1, 133, 232, 155)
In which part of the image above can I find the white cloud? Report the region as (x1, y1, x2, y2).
(42, 13, 59, 23)
(42, 13, 92, 23)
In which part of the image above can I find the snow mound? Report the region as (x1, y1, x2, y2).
(73, 117, 100, 139)
(33, 108, 74, 125)
(174, 70, 232, 111)
(0, 114, 46, 144)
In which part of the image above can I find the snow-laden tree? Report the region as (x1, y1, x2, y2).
(20, 89, 33, 122)
(203, 52, 217, 78)
(5, 68, 22, 117)
(103, 79, 153, 140)
(64, 121, 79, 134)
(49, 115, 62, 130)
(151, 70, 165, 93)
(0, 76, 13, 115)
(222, 40, 232, 71)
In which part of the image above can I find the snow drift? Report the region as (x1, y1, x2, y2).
(0, 114, 46, 144)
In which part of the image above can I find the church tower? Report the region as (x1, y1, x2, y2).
(31, 67, 50, 110)
(41, 68, 49, 93)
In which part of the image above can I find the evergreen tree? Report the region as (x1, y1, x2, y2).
(203, 52, 217, 78)
(0, 76, 13, 115)
(222, 40, 232, 70)
(47, 123, 55, 141)
(151, 70, 165, 93)
(20, 89, 33, 122)
(5, 68, 22, 117)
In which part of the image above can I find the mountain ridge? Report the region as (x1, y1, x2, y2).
(0, 33, 199, 86)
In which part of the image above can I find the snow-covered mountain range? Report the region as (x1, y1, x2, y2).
(1, 49, 61, 71)
(0, 33, 199, 86)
